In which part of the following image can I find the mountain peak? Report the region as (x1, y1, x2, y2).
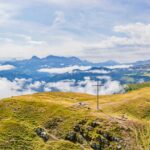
(31, 56, 40, 60)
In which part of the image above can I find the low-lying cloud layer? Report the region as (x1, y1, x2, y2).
(0, 78, 35, 99)
(0, 65, 15, 71)
(87, 69, 110, 74)
(44, 77, 124, 95)
(106, 65, 133, 69)
(38, 66, 91, 74)
(0, 77, 125, 99)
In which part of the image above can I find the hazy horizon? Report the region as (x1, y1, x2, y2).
(0, 54, 150, 64)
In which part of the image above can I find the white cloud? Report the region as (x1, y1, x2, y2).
(0, 23, 150, 62)
(33, 0, 100, 6)
(0, 78, 35, 99)
(86, 23, 150, 50)
(0, 33, 47, 46)
(51, 11, 65, 28)
(97, 76, 111, 80)
(0, 65, 15, 71)
(87, 69, 110, 74)
(0, 2, 20, 26)
(99, 80, 124, 95)
(83, 23, 150, 62)
(44, 78, 124, 95)
(38, 66, 91, 74)
(0, 37, 13, 43)
(0, 32, 86, 59)
(28, 81, 45, 89)
(106, 65, 133, 69)
(114, 23, 150, 46)
(0, 76, 125, 99)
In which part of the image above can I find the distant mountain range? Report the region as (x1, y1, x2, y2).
(2, 55, 150, 68)
(2, 55, 120, 69)
(133, 59, 150, 66)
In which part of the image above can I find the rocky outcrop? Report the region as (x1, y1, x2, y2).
(65, 118, 127, 150)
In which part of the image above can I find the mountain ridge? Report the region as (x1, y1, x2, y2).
(1, 55, 120, 68)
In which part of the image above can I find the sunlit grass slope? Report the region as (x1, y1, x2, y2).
(100, 87, 150, 120)
(99, 87, 150, 150)
(0, 88, 149, 150)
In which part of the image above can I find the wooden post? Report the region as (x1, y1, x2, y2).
(93, 81, 103, 110)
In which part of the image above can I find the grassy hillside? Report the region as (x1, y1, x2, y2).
(0, 88, 150, 150)
(125, 82, 150, 92)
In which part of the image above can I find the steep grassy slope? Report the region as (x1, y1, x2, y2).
(98, 87, 150, 150)
(0, 88, 149, 150)
(99, 87, 150, 120)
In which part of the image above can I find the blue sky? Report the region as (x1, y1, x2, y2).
(0, 0, 150, 62)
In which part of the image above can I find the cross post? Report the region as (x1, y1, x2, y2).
(93, 80, 103, 110)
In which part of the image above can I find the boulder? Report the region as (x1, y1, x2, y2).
(65, 131, 77, 142)
(35, 127, 49, 142)
(91, 142, 103, 150)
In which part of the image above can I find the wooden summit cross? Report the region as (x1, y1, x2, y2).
(93, 81, 103, 111)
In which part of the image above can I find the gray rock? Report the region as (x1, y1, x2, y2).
(35, 127, 49, 142)
(65, 131, 77, 142)
(91, 142, 103, 150)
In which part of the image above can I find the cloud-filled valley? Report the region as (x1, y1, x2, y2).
(0, 76, 124, 99)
